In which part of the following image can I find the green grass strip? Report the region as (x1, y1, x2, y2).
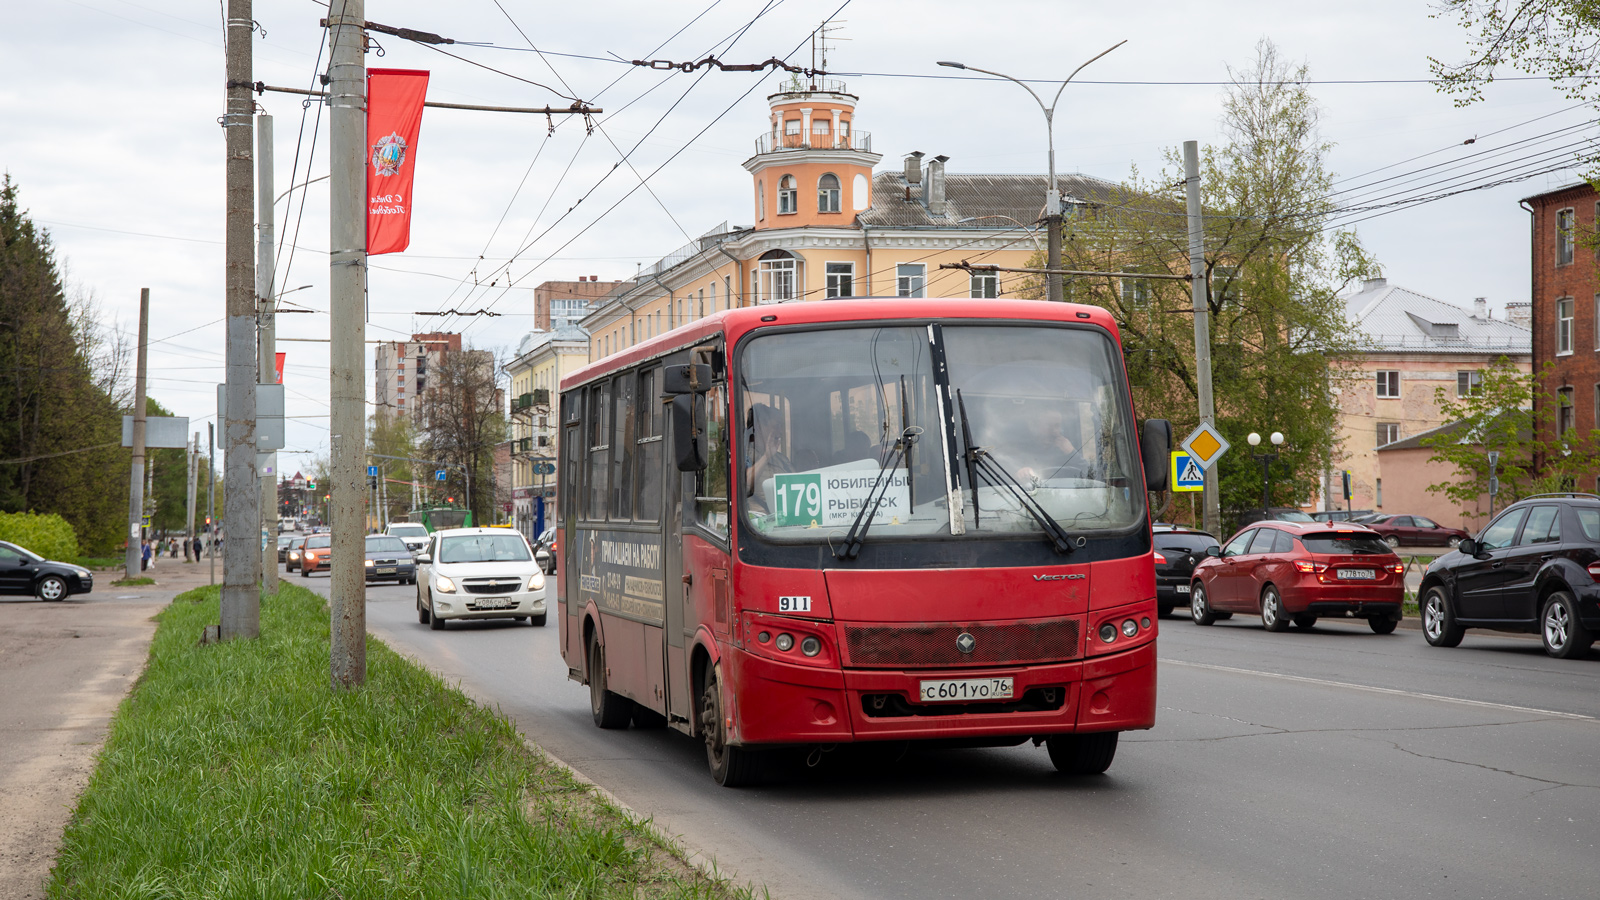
(48, 584, 754, 900)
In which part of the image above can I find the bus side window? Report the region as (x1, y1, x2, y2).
(610, 373, 634, 520)
(635, 368, 663, 522)
(695, 382, 730, 537)
(587, 382, 611, 521)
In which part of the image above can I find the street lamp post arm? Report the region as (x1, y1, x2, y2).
(1054, 39, 1127, 108)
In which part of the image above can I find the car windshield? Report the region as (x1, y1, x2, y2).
(306, 535, 330, 549)
(738, 324, 1142, 543)
(1300, 532, 1392, 555)
(366, 536, 408, 554)
(388, 524, 428, 538)
(438, 533, 531, 564)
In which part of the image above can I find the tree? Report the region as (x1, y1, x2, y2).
(1422, 359, 1600, 517)
(1038, 41, 1380, 525)
(368, 411, 417, 523)
(417, 346, 506, 526)
(1429, 1, 1600, 106)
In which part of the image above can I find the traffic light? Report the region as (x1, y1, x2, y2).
(1341, 470, 1351, 501)
(307, 481, 317, 491)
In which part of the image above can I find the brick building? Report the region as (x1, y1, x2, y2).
(1526, 181, 1600, 457)
(373, 332, 462, 419)
(534, 277, 616, 332)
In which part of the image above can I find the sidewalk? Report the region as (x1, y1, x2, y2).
(0, 558, 218, 900)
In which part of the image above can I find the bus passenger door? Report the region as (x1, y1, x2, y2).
(660, 365, 693, 727)
(562, 415, 584, 673)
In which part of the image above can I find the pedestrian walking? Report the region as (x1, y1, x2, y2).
(140, 539, 151, 572)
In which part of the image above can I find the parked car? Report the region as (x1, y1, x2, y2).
(0, 540, 93, 601)
(364, 535, 417, 585)
(415, 527, 548, 629)
(385, 521, 430, 554)
(533, 526, 557, 575)
(1418, 494, 1600, 658)
(1152, 526, 1219, 618)
(285, 536, 306, 572)
(1310, 509, 1374, 523)
(1189, 521, 1404, 633)
(299, 533, 331, 576)
(1233, 507, 1317, 528)
(1361, 514, 1469, 549)
(276, 534, 296, 563)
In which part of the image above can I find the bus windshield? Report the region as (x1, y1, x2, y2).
(739, 323, 1142, 543)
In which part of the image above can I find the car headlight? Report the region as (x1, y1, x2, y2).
(527, 570, 545, 591)
(435, 575, 456, 593)
(364, 559, 374, 567)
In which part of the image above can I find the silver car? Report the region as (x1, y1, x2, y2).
(415, 527, 548, 629)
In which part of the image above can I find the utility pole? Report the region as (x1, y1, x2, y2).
(329, 0, 368, 687)
(208, 422, 217, 585)
(257, 112, 279, 595)
(124, 289, 150, 580)
(222, 0, 260, 639)
(1184, 140, 1221, 536)
(186, 433, 199, 561)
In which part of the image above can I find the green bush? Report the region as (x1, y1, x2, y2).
(0, 510, 79, 561)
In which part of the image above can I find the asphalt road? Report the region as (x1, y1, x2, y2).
(303, 568, 1600, 900)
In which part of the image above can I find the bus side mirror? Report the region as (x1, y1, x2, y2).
(1141, 419, 1172, 492)
(663, 364, 713, 395)
(672, 394, 707, 471)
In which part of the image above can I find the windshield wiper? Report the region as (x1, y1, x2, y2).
(834, 427, 919, 560)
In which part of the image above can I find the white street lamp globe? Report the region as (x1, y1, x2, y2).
(1271, 431, 1284, 446)
(1247, 432, 1261, 447)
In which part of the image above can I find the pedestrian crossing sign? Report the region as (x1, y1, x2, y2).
(1171, 452, 1205, 492)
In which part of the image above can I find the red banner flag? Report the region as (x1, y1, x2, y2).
(274, 352, 285, 384)
(366, 68, 429, 255)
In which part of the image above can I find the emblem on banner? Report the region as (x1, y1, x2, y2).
(370, 132, 408, 177)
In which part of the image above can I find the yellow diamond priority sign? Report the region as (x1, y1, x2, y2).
(1179, 422, 1230, 472)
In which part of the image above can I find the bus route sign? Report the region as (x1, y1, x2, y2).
(771, 462, 911, 528)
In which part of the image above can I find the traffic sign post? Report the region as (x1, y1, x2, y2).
(1170, 452, 1204, 492)
(436, 470, 447, 481)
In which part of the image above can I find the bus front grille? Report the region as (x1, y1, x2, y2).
(842, 619, 1081, 668)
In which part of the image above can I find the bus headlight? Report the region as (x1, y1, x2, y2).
(1099, 623, 1117, 643)
(435, 575, 456, 594)
(775, 633, 794, 652)
(527, 571, 545, 591)
(800, 635, 821, 657)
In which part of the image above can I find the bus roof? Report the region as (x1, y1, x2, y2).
(561, 297, 1121, 392)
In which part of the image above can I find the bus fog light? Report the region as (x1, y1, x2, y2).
(775, 633, 794, 651)
(1098, 623, 1117, 643)
(1122, 619, 1138, 637)
(1140, 617, 1151, 629)
(800, 636, 821, 657)
(757, 631, 771, 643)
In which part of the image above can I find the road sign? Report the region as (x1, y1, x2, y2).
(1179, 422, 1230, 471)
(436, 469, 447, 481)
(534, 462, 555, 475)
(366, 465, 379, 477)
(1170, 452, 1204, 492)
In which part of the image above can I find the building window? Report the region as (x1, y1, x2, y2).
(1377, 422, 1399, 446)
(757, 180, 764, 221)
(777, 174, 797, 215)
(1559, 386, 1575, 435)
(1376, 370, 1400, 398)
(1457, 370, 1482, 397)
(1557, 207, 1575, 266)
(1211, 265, 1240, 303)
(817, 173, 841, 213)
(1558, 296, 1574, 355)
(825, 262, 854, 298)
(1376, 478, 1383, 507)
(812, 118, 830, 135)
(785, 118, 801, 135)
(1593, 383, 1600, 430)
(1595, 294, 1600, 350)
(970, 271, 998, 298)
(757, 251, 800, 304)
(1120, 275, 1150, 305)
(896, 263, 926, 298)
(709, 281, 718, 314)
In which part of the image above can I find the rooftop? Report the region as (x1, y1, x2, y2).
(856, 171, 1122, 229)
(1344, 278, 1531, 354)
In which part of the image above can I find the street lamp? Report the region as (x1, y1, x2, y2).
(1247, 431, 1285, 519)
(938, 40, 1126, 303)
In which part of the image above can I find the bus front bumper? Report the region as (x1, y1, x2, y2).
(724, 641, 1156, 747)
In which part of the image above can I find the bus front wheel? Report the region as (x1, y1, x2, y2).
(1046, 732, 1118, 775)
(587, 638, 632, 729)
(699, 665, 759, 787)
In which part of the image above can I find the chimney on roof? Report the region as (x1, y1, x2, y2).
(1505, 301, 1531, 329)
(1363, 276, 1387, 291)
(904, 151, 924, 185)
(926, 155, 949, 215)
(1473, 297, 1487, 319)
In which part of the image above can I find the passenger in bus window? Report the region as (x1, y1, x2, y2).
(745, 404, 791, 514)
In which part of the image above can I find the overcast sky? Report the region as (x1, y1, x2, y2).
(3, 0, 1591, 464)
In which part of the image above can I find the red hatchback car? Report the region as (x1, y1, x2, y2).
(1189, 521, 1405, 633)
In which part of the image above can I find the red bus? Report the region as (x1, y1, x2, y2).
(558, 298, 1170, 785)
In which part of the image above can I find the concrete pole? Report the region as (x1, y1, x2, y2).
(222, 0, 260, 639)
(186, 434, 198, 561)
(329, 0, 367, 687)
(257, 112, 279, 595)
(208, 422, 216, 585)
(1184, 141, 1220, 536)
(124, 289, 149, 580)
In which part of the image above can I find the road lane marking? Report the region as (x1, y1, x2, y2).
(1160, 658, 1595, 721)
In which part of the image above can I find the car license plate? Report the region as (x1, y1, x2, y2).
(376, 567, 395, 574)
(1338, 568, 1375, 580)
(1174, 584, 1190, 594)
(918, 677, 1014, 703)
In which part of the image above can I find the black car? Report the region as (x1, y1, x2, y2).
(1233, 507, 1317, 529)
(1153, 527, 1219, 618)
(277, 534, 295, 563)
(1418, 493, 1600, 659)
(364, 535, 417, 585)
(1311, 509, 1374, 523)
(0, 540, 92, 601)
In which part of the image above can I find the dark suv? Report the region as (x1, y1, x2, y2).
(1153, 526, 1218, 618)
(1417, 494, 1600, 659)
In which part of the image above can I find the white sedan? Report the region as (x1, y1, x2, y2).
(415, 527, 548, 629)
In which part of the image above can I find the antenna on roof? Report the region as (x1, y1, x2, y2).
(812, 19, 848, 90)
